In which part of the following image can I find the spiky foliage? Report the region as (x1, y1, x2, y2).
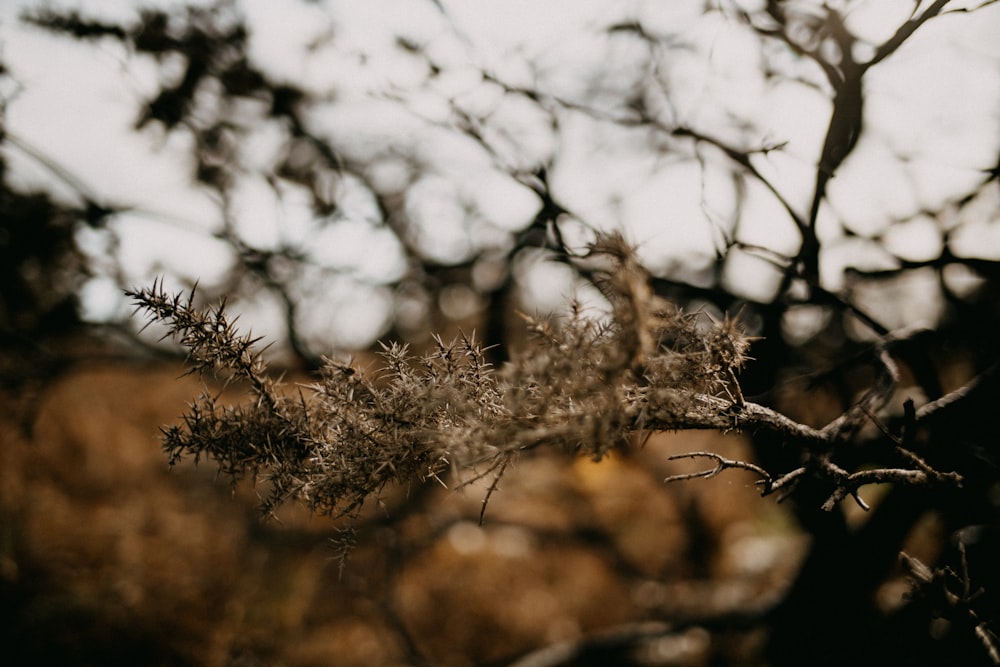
(129, 235, 968, 529)
(126, 239, 757, 519)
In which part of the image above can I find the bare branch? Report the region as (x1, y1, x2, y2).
(916, 362, 999, 424)
(820, 347, 898, 441)
(664, 451, 772, 484)
(868, 0, 951, 68)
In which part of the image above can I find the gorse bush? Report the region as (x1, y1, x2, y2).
(128, 234, 962, 522)
(127, 236, 759, 521)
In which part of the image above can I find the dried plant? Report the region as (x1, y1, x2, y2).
(127, 237, 755, 519)
(127, 236, 963, 525)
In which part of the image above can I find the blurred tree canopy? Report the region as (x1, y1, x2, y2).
(2, 0, 996, 364)
(2, 0, 1000, 665)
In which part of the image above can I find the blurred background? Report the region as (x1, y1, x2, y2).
(1, 1, 999, 665)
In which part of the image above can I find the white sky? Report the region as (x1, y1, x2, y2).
(1, 0, 999, 348)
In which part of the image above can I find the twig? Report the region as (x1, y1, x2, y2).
(480, 456, 510, 525)
(665, 451, 772, 485)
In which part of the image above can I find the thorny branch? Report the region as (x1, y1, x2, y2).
(129, 235, 966, 524)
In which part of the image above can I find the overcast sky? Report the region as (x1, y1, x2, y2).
(2, 0, 999, 349)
